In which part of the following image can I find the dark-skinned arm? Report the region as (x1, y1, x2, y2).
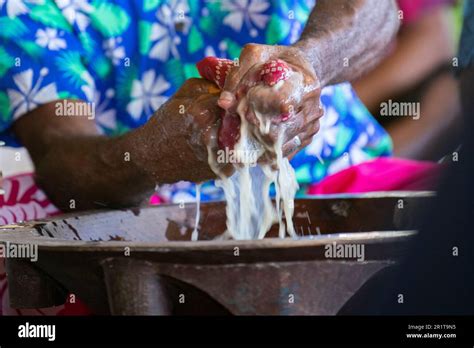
(294, 0, 400, 87)
(12, 79, 223, 211)
(218, 0, 400, 152)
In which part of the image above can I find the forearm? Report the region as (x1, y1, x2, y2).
(13, 97, 217, 210)
(294, 0, 400, 87)
(33, 132, 156, 211)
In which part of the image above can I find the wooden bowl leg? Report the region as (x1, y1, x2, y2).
(101, 258, 172, 315)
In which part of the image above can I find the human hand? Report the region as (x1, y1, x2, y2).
(217, 44, 323, 159)
(137, 78, 232, 183)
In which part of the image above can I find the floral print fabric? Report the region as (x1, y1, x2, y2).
(0, 0, 392, 202)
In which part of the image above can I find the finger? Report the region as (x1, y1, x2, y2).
(282, 133, 306, 157)
(256, 117, 317, 164)
(218, 61, 254, 110)
(222, 44, 269, 93)
(246, 86, 296, 118)
(258, 129, 313, 164)
(245, 72, 317, 123)
(249, 110, 305, 155)
(253, 93, 322, 149)
(174, 78, 220, 98)
(301, 96, 324, 124)
(219, 44, 277, 109)
(281, 119, 320, 157)
(279, 99, 323, 153)
(188, 94, 222, 127)
(286, 137, 313, 160)
(270, 108, 307, 143)
(244, 104, 261, 130)
(219, 63, 264, 113)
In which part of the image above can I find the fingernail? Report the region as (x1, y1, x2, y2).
(218, 99, 232, 109)
(218, 91, 235, 109)
(219, 91, 234, 101)
(261, 60, 291, 86)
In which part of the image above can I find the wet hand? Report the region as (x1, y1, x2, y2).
(218, 44, 323, 159)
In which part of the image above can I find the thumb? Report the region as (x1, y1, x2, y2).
(218, 64, 241, 110)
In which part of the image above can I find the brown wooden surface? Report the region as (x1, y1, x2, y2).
(0, 192, 434, 314)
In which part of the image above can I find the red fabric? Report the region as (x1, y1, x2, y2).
(197, 57, 292, 149)
(260, 59, 291, 86)
(197, 57, 239, 149)
(57, 299, 93, 316)
(196, 57, 234, 89)
(197, 57, 291, 88)
(308, 157, 443, 194)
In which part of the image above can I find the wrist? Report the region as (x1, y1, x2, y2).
(292, 38, 325, 86)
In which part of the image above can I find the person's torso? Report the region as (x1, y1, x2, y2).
(51, 0, 316, 135)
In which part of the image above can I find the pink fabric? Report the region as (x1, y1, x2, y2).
(196, 57, 291, 90)
(0, 173, 165, 316)
(0, 173, 88, 315)
(397, 0, 454, 26)
(0, 173, 60, 225)
(308, 157, 442, 195)
(149, 193, 163, 205)
(196, 57, 293, 150)
(0, 173, 163, 225)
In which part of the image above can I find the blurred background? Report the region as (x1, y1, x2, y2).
(354, 0, 464, 161)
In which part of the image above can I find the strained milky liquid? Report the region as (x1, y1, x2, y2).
(195, 66, 308, 240)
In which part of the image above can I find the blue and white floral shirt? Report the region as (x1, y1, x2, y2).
(0, 0, 392, 201)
